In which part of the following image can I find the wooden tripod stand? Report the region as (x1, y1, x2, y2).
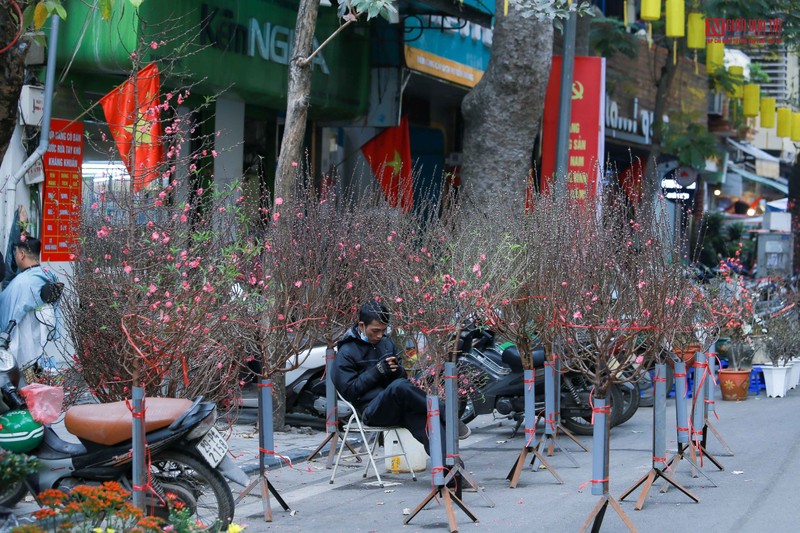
(619, 462, 699, 510)
(403, 483, 479, 533)
(235, 472, 291, 522)
(236, 379, 291, 522)
(506, 429, 564, 488)
(579, 494, 638, 533)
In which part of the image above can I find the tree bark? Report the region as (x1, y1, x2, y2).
(0, 0, 31, 164)
(790, 156, 800, 274)
(274, 0, 320, 201)
(461, 0, 553, 203)
(643, 38, 681, 201)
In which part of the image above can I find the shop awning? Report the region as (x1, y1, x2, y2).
(727, 138, 781, 163)
(728, 163, 788, 194)
(406, 0, 493, 26)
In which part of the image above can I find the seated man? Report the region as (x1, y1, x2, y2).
(332, 299, 448, 459)
(0, 237, 61, 369)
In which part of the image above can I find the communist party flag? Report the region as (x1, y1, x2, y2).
(99, 63, 163, 192)
(360, 116, 414, 212)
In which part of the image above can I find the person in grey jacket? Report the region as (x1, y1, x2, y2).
(332, 299, 444, 456)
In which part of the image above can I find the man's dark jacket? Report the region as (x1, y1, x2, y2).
(331, 325, 405, 410)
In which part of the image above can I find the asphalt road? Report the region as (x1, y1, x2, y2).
(234, 388, 800, 533)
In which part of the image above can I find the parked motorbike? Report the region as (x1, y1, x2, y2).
(239, 344, 353, 423)
(0, 321, 247, 530)
(456, 324, 634, 436)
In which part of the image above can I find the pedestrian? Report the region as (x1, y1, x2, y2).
(0, 236, 62, 369)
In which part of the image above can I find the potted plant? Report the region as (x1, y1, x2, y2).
(760, 308, 799, 397)
(710, 262, 756, 401)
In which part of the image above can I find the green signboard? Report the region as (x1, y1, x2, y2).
(55, 0, 369, 118)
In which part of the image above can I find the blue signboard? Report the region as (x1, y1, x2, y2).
(403, 15, 492, 87)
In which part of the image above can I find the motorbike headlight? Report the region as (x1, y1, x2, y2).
(187, 407, 218, 441)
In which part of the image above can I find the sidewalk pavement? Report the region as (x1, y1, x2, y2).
(9, 388, 800, 532)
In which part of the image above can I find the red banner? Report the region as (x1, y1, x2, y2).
(540, 56, 606, 201)
(42, 119, 84, 262)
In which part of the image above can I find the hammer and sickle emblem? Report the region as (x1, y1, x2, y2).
(572, 80, 584, 100)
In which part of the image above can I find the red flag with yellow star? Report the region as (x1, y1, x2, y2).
(99, 63, 163, 192)
(360, 116, 414, 212)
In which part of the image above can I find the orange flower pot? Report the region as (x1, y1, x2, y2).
(718, 368, 750, 401)
(667, 345, 700, 369)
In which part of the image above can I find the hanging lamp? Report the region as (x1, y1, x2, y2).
(792, 112, 800, 142)
(776, 107, 792, 137)
(728, 66, 744, 99)
(760, 97, 776, 129)
(665, 0, 685, 64)
(743, 84, 760, 117)
(641, 0, 661, 46)
(706, 41, 724, 74)
(687, 13, 705, 73)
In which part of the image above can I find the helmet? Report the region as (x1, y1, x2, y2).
(0, 410, 44, 453)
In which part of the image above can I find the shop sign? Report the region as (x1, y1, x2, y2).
(605, 96, 656, 145)
(42, 119, 84, 262)
(540, 56, 606, 202)
(403, 15, 491, 88)
(200, 4, 330, 74)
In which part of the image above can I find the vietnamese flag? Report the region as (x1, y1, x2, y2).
(361, 116, 414, 212)
(99, 63, 163, 192)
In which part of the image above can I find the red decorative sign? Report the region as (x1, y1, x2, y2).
(540, 56, 605, 202)
(42, 119, 84, 262)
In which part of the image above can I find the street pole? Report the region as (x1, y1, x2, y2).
(554, 11, 577, 197)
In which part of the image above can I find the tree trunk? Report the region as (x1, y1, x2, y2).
(0, 1, 31, 164)
(790, 156, 800, 274)
(274, 0, 320, 202)
(643, 38, 681, 201)
(461, 0, 553, 202)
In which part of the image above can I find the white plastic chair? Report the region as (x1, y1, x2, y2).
(329, 392, 418, 487)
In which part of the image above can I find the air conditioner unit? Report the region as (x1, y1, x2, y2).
(708, 92, 724, 115)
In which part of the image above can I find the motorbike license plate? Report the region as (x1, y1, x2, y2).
(196, 427, 228, 468)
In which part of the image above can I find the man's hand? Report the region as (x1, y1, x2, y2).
(376, 356, 399, 376)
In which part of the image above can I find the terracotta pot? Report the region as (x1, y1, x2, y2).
(668, 345, 700, 369)
(718, 368, 750, 401)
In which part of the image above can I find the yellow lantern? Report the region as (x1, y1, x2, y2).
(728, 66, 744, 99)
(687, 13, 706, 49)
(706, 41, 724, 74)
(641, 0, 661, 20)
(666, 0, 685, 37)
(760, 98, 776, 129)
(777, 107, 792, 137)
(792, 112, 800, 142)
(743, 84, 760, 117)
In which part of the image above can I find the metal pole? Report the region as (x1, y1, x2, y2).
(674, 361, 690, 444)
(692, 352, 707, 444)
(523, 369, 536, 446)
(553, 11, 578, 196)
(260, 379, 276, 470)
(427, 396, 445, 486)
(444, 362, 458, 466)
(131, 386, 146, 510)
(325, 348, 336, 435)
(591, 395, 608, 496)
(544, 362, 556, 436)
(652, 364, 667, 466)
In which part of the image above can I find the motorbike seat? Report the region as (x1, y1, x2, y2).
(65, 398, 193, 446)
